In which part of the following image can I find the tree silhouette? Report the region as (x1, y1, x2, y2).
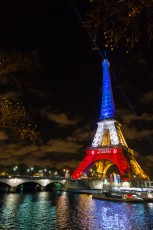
(0, 50, 40, 145)
(0, 98, 40, 145)
(85, 0, 153, 52)
(0, 50, 39, 76)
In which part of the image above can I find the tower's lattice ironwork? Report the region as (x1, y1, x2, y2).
(71, 59, 149, 180)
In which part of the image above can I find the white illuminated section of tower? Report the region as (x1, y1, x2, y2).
(92, 119, 120, 147)
(108, 120, 119, 145)
(92, 121, 104, 147)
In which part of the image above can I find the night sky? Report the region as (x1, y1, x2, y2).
(0, 0, 153, 174)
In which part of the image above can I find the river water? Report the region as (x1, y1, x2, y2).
(0, 191, 153, 230)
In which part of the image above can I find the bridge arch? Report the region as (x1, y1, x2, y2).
(46, 182, 64, 191)
(0, 182, 10, 192)
(16, 182, 42, 192)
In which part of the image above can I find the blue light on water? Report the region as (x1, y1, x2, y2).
(0, 192, 153, 229)
(100, 59, 115, 120)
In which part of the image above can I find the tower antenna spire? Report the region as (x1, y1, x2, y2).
(100, 59, 115, 120)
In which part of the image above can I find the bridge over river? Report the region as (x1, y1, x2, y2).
(0, 176, 104, 192)
(0, 176, 152, 192)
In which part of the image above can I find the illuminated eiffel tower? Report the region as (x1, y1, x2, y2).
(72, 59, 149, 180)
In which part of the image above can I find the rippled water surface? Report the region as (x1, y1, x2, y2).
(0, 191, 153, 230)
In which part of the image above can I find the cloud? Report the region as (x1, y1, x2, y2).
(29, 88, 48, 98)
(117, 109, 153, 125)
(129, 52, 147, 66)
(0, 134, 83, 167)
(0, 144, 37, 164)
(146, 155, 153, 162)
(0, 119, 91, 168)
(0, 140, 84, 168)
(139, 90, 153, 104)
(0, 143, 36, 155)
(40, 109, 79, 127)
(0, 103, 92, 168)
(41, 138, 82, 153)
(122, 126, 153, 141)
(47, 113, 78, 126)
(116, 108, 153, 142)
(136, 113, 153, 121)
(50, 159, 81, 169)
(67, 125, 93, 142)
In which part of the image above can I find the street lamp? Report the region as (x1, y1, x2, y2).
(13, 166, 18, 176)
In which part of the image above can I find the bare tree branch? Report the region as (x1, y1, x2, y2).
(0, 50, 40, 76)
(85, 0, 153, 52)
(0, 98, 40, 146)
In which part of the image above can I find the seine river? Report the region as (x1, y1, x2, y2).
(0, 191, 153, 230)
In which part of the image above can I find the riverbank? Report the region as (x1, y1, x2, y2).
(61, 188, 99, 194)
(62, 188, 153, 202)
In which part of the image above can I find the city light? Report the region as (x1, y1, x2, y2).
(13, 166, 18, 171)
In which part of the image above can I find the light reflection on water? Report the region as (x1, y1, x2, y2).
(0, 192, 153, 230)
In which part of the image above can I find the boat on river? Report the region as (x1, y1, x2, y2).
(92, 191, 153, 202)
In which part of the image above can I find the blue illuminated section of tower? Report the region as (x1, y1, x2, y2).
(100, 59, 115, 120)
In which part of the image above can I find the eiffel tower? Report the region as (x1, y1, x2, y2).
(71, 59, 149, 180)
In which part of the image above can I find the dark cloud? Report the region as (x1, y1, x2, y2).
(139, 91, 153, 104)
(41, 138, 82, 153)
(129, 52, 147, 67)
(117, 108, 153, 133)
(46, 112, 79, 127)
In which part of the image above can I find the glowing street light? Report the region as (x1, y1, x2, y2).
(13, 166, 18, 171)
